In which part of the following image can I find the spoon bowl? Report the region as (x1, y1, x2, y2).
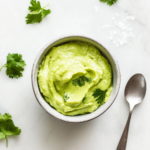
(125, 74, 146, 106)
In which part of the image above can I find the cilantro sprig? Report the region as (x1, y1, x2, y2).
(0, 113, 21, 147)
(72, 76, 92, 87)
(0, 53, 26, 79)
(92, 88, 106, 104)
(100, 0, 117, 6)
(26, 0, 51, 24)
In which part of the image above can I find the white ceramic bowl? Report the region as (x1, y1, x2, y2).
(31, 35, 121, 122)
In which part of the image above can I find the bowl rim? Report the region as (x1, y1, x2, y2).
(31, 35, 121, 123)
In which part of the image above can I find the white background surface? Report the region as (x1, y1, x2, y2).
(0, 0, 150, 149)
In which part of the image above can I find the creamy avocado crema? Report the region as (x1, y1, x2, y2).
(38, 41, 112, 116)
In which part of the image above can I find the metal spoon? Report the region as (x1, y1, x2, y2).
(117, 74, 146, 150)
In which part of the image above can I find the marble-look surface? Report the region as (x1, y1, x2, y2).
(0, 0, 150, 149)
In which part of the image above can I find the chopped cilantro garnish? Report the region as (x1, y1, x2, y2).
(100, 0, 117, 6)
(92, 88, 107, 104)
(72, 76, 92, 87)
(64, 93, 69, 102)
(26, 0, 51, 24)
(0, 53, 26, 79)
(0, 113, 21, 147)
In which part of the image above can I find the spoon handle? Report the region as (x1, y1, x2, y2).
(117, 109, 133, 150)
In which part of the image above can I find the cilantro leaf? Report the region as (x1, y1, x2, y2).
(29, 0, 41, 12)
(72, 76, 92, 87)
(42, 9, 51, 18)
(0, 113, 21, 147)
(26, 0, 51, 24)
(0, 53, 26, 79)
(26, 13, 42, 24)
(92, 88, 106, 104)
(64, 93, 69, 102)
(100, 0, 117, 6)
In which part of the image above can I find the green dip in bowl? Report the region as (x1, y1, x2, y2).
(38, 41, 112, 116)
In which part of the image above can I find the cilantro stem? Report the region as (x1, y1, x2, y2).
(0, 64, 7, 71)
(42, 3, 49, 9)
(5, 135, 8, 147)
